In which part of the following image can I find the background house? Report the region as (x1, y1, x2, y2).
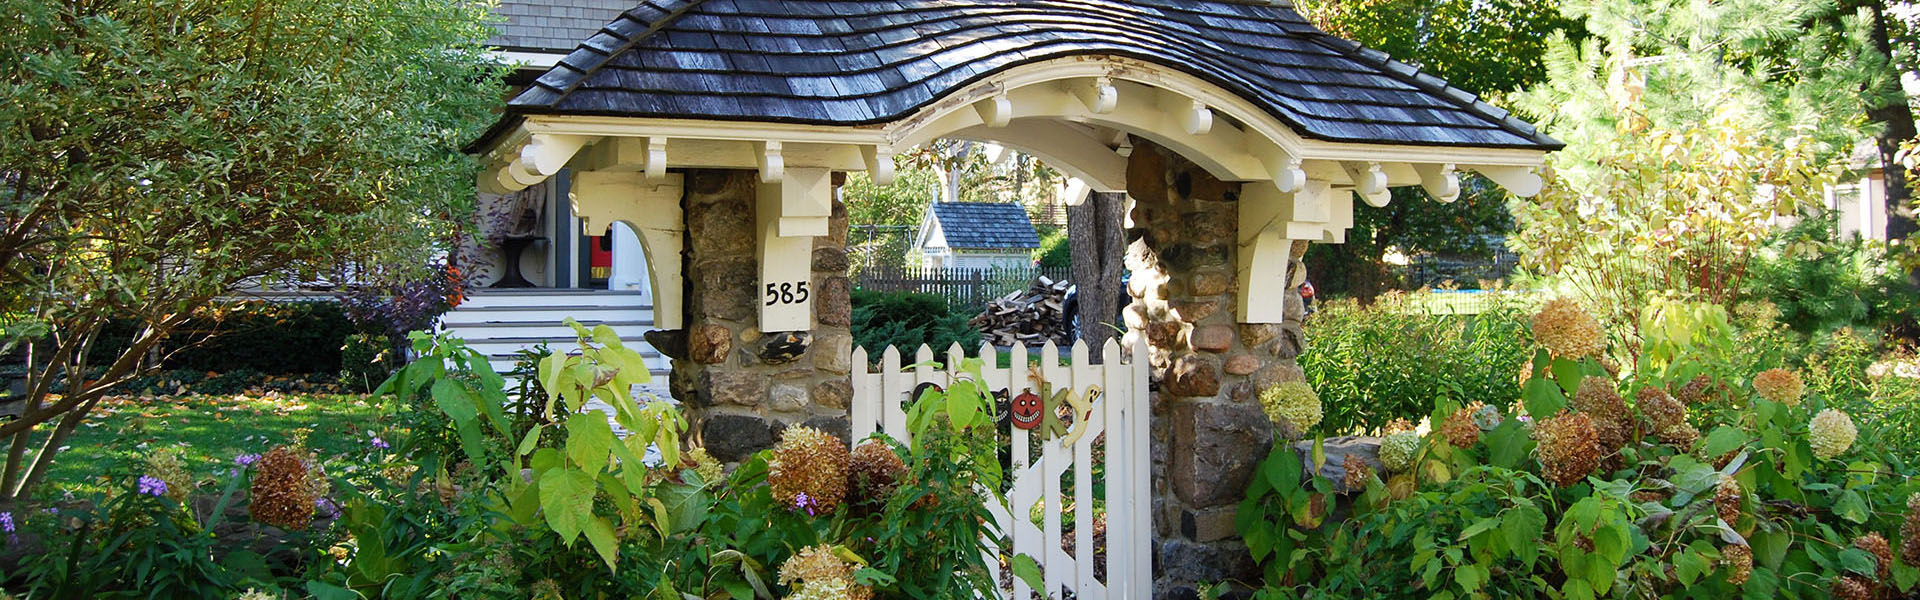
(914, 202, 1043, 270)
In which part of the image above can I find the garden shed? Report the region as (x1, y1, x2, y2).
(466, 0, 1560, 596)
(914, 202, 1043, 270)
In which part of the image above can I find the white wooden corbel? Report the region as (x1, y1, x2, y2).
(520, 134, 593, 177)
(1345, 162, 1391, 208)
(975, 93, 1013, 128)
(1181, 99, 1214, 136)
(506, 158, 547, 188)
(1471, 165, 1544, 198)
(1073, 77, 1118, 114)
(1261, 149, 1307, 193)
(645, 137, 669, 180)
(755, 167, 832, 332)
(861, 145, 895, 186)
(568, 172, 687, 329)
(756, 141, 785, 183)
(1415, 163, 1462, 203)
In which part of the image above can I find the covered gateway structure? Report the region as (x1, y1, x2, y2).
(468, 1, 1557, 596)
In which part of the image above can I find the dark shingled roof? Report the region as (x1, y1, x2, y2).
(495, 0, 1560, 150)
(929, 202, 1041, 250)
(490, 0, 638, 53)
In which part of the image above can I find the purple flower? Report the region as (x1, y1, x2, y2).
(235, 453, 261, 467)
(137, 475, 168, 497)
(0, 512, 13, 534)
(794, 492, 816, 516)
(369, 434, 390, 451)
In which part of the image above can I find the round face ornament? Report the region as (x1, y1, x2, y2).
(1011, 390, 1044, 430)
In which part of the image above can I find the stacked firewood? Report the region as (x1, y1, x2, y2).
(971, 277, 1073, 347)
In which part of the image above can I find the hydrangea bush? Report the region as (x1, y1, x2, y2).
(1239, 299, 1920, 599)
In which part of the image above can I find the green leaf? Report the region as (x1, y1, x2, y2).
(305, 581, 360, 600)
(1839, 548, 1879, 578)
(1502, 505, 1546, 568)
(538, 468, 596, 544)
(1485, 419, 1532, 470)
(517, 425, 544, 457)
(947, 379, 980, 430)
(1741, 567, 1779, 600)
(566, 411, 616, 474)
(1011, 554, 1045, 592)
(582, 515, 620, 571)
(1522, 376, 1567, 420)
(1835, 490, 1869, 524)
(1459, 516, 1502, 542)
(431, 379, 479, 425)
(1672, 549, 1710, 585)
(1550, 357, 1584, 396)
(1702, 426, 1750, 458)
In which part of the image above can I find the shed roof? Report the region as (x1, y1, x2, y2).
(490, 1, 639, 53)
(500, 0, 1559, 150)
(927, 202, 1042, 250)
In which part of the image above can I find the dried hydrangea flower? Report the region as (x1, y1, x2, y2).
(1378, 432, 1421, 473)
(848, 440, 906, 513)
(1533, 412, 1601, 487)
(1532, 298, 1605, 359)
(1573, 379, 1631, 464)
(1832, 575, 1873, 600)
(1440, 402, 1483, 448)
(777, 545, 872, 600)
(1636, 387, 1687, 433)
(1904, 494, 1920, 565)
(236, 589, 278, 600)
(688, 447, 724, 485)
(1854, 533, 1892, 582)
(1713, 475, 1742, 524)
(768, 427, 850, 516)
(1259, 382, 1323, 432)
(1655, 422, 1700, 451)
(1382, 418, 1417, 435)
(1721, 544, 1753, 586)
(1674, 375, 1716, 406)
(1340, 454, 1374, 493)
(1752, 368, 1805, 406)
(249, 446, 317, 531)
(1809, 409, 1857, 459)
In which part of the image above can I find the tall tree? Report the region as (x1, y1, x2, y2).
(1509, 0, 1879, 329)
(1847, 0, 1917, 275)
(0, 0, 500, 503)
(1295, 0, 1585, 300)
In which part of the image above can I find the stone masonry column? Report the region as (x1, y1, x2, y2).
(668, 169, 854, 462)
(1119, 140, 1311, 598)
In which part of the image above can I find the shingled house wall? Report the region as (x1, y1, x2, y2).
(1120, 140, 1311, 596)
(671, 170, 856, 462)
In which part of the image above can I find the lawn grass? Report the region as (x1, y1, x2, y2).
(37, 391, 394, 500)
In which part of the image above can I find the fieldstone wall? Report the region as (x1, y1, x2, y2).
(667, 169, 856, 462)
(1118, 140, 1311, 598)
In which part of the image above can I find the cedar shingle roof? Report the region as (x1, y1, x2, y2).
(490, 0, 638, 53)
(929, 203, 1041, 250)
(498, 0, 1561, 150)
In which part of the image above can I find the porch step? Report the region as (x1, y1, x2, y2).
(440, 289, 672, 402)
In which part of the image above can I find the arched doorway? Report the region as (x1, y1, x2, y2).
(467, 2, 1559, 596)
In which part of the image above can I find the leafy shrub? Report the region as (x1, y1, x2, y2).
(339, 262, 466, 344)
(1299, 292, 1535, 434)
(850, 289, 982, 356)
(1242, 300, 1920, 599)
(1746, 215, 1920, 339)
(1033, 228, 1069, 269)
(338, 332, 396, 394)
(90, 300, 356, 376)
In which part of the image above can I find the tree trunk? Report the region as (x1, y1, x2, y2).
(1069, 191, 1126, 354)
(1863, 0, 1918, 280)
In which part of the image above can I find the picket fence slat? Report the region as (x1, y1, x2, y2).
(848, 340, 1146, 599)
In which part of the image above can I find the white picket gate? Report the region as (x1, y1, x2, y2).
(849, 340, 1152, 599)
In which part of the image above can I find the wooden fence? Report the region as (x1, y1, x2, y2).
(855, 266, 1070, 310)
(849, 340, 1152, 599)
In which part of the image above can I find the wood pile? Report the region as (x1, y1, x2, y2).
(971, 276, 1073, 347)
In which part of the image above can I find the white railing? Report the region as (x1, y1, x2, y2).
(850, 340, 1151, 599)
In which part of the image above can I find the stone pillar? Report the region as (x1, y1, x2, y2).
(669, 170, 855, 462)
(1119, 140, 1310, 598)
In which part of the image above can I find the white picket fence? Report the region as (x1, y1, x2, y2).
(849, 340, 1152, 599)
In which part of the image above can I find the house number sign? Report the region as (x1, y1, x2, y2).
(763, 281, 810, 306)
